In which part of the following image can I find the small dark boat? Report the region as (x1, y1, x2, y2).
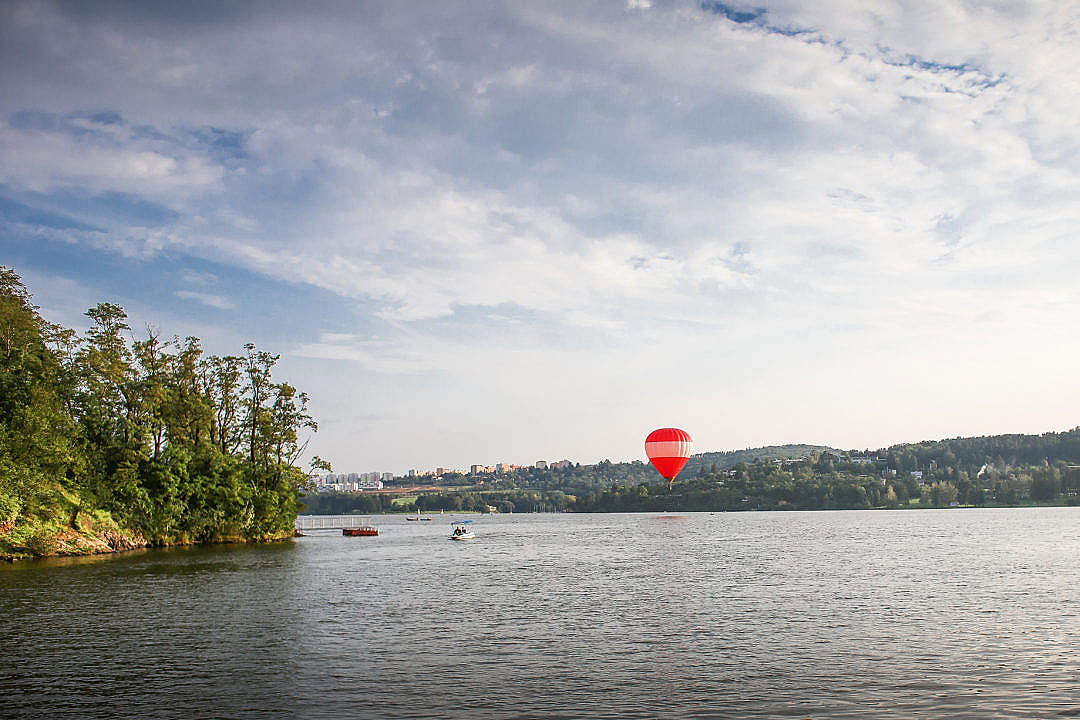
(343, 526, 379, 537)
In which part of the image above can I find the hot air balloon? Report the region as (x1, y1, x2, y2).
(645, 428, 693, 489)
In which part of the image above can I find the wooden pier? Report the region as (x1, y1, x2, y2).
(295, 515, 377, 531)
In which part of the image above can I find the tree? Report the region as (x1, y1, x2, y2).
(928, 481, 958, 506)
(0, 268, 76, 528)
(1030, 467, 1060, 502)
(203, 354, 244, 454)
(241, 343, 278, 471)
(883, 486, 899, 508)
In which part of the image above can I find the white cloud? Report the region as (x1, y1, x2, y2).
(292, 332, 445, 375)
(175, 290, 235, 310)
(0, 121, 223, 197)
(180, 269, 219, 286)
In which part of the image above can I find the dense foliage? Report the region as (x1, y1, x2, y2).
(680, 444, 835, 478)
(0, 267, 316, 554)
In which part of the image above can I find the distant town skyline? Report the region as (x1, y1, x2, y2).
(315, 458, 579, 480)
(3, 1, 1079, 474)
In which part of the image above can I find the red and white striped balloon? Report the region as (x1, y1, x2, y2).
(645, 428, 693, 487)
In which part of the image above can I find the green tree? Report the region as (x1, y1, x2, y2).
(1030, 467, 1060, 502)
(928, 481, 958, 506)
(0, 268, 76, 528)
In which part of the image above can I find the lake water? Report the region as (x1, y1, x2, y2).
(3, 508, 1080, 718)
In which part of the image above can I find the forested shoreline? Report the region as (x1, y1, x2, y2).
(0, 267, 318, 560)
(304, 432, 1080, 515)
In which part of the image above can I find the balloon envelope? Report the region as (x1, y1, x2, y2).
(645, 428, 693, 481)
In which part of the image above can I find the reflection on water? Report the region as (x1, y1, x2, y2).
(3, 509, 1080, 718)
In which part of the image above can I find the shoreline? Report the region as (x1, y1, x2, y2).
(297, 499, 1079, 517)
(1, 528, 295, 563)
(10, 502, 1077, 563)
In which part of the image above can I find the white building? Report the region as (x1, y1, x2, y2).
(315, 473, 385, 492)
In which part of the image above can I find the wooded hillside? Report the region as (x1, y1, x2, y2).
(0, 266, 317, 559)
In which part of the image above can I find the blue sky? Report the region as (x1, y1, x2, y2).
(2, 1, 1079, 474)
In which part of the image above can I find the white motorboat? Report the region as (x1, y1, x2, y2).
(449, 520, 475, 540)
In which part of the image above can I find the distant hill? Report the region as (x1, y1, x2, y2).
(573, 428, 1080, 513)
(682, 444, 838, 478)
(862, 427, 1080, 472)
(682, 428, 1080, 478)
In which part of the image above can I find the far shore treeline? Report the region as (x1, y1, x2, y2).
(0, 266, 317, 560)
(304, 432, 1080, 516)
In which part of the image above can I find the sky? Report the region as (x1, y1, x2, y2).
(2, 0, 1079, 474)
